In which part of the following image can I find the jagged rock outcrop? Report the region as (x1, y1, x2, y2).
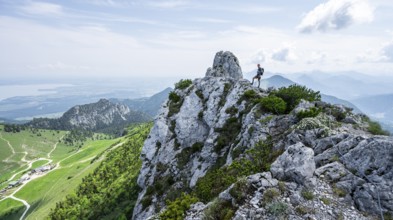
(271, 142, 316, 185)
(205, 51, 243, 80)
(132, 51, 392, 220)
(133, 51, 254, 219)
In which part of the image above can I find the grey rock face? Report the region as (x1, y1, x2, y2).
(271, 142, 316, 184)
(340, 136, 393, 214)
(132, 51, 393, 220)
(133, 52, 256, 219)
(199, 171, 370, 220)
(205, 51, 243, 80)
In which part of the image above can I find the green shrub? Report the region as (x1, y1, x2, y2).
(160, 193, 198, 220)
(332, 185, 347, 197)
(301, 189, 314, 200)
(203, 199, 235, 220)
(225, 106, 238, 115)
(366, 119, 389, 135)
(331, 155, 340, 162)
(195, 158, 258, 203)
(168, 92, 183, 117)
(231, 146, 245, 159)
(229, 178, 253, 204)
(156, 162, 168, 173)
(195, 138, 282, 204)
(169, 91, 181, 103)
(191, 142, 204, 152)
(153, 175, 175, 196)
(175, 79, 193, 90)
(177, 148, 193, 169)
(337, 212, 344, 220)
(266, 202, 288, 216)
(295, 205, 314, 215)
(198, 111, 204, 119)
(272, 85, 321, 113)
(320, 197, 331, 205)
(214, 117, 242, 153)
(218, 83, 232, 107)
(278, 181, 286, 193)
(141, 195, 152, 210)
(329, 107, 347, 121)
(238, 89, 260, 104)
(246, 138, 282, 172)
(195, 167, 237, 203)
(259, 95, 287, 114)
(176, 142, 203, 169)
(196, 89, 204, 100)
(297, 107, 321, 120)
(248, 126, 255, 135)
(174, 139, 181, 150)
(259, 115, 273, 124)
(263, 188, 280, 203)
(384, 212, 393, 220)
(243, 90, 258, 100)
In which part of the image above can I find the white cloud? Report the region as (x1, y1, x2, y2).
(248, 44, 298, 65)
(271, 44, 298, 62)
(19, 1, 64, 16)
(307, 51, 328, 64)
(250, 49, 268, 64)
(297, 0, 374, 33)
(357, 40, 393, 62)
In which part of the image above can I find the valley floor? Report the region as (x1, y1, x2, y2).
(0, 126, 121, 220)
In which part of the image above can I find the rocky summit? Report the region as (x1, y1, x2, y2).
(132, 51, 393, 220)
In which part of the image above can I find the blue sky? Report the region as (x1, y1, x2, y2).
(1, 0, 393, 79)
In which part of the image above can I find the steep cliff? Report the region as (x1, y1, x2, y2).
(133, 51, 392, 220)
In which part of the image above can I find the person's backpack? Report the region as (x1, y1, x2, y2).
(258, 67, 264, 76)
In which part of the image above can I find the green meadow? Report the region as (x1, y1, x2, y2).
(0, 125, 122, 220)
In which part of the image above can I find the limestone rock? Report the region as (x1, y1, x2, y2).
(205, 51, 243, 80)
(132, 51, 393, 220)
(271, 143, 316, 184)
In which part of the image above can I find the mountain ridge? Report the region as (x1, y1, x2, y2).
(26, 98, 151, 135)
(110, 87, 172, 117)
(132, 51, 392, 219)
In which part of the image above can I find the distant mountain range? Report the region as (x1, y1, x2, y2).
(110, 87, 172, 117)
(0, 78, 178, 121)
(0, 117, 26, 124)
(352, 94, 393, 132)
(290, 71, 393, 100)
(26, 99, 151, 135)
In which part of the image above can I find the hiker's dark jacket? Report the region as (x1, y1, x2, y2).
(257, 67, 264, 76)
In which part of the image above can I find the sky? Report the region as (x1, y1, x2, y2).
(1, 0, 393, 79)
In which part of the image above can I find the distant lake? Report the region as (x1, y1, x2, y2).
(0, 84, 74, 100)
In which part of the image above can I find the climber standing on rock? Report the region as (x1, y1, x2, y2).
(251, 64, 264, 88)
